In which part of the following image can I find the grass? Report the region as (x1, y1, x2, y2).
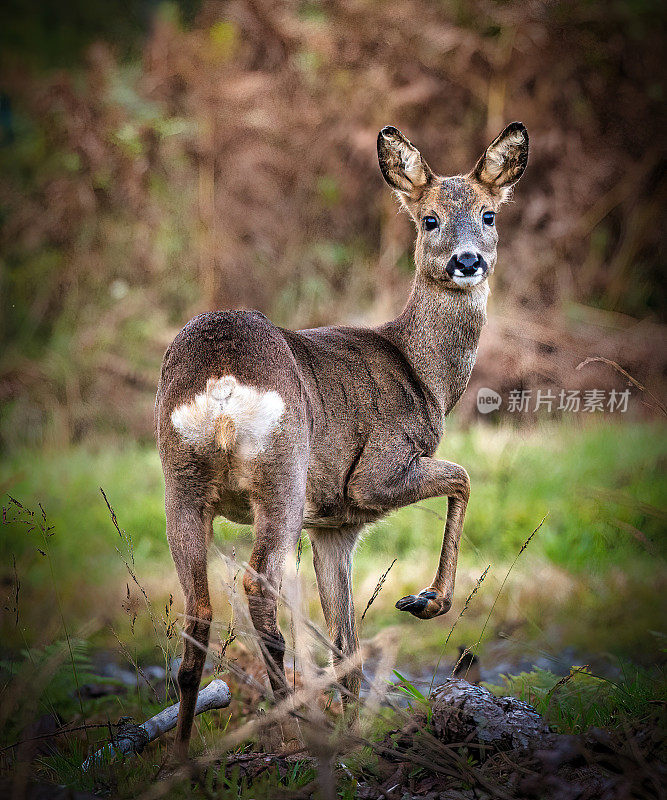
(0, 418, 665, 657)
(0, 418, 665, 797)
(483, 663, 667, 734)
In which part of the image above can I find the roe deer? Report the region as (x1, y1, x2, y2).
(155, 122, 529, 757)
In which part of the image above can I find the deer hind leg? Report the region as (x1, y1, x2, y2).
(309, 526, 362, 714)
(243, 486, 305, 701)
(165, 497, 213, 760)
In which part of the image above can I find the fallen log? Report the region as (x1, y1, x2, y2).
(82, 678, 231, 770)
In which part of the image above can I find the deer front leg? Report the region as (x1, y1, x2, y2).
(395, 461, 468, 619)
(349, 454, 469, 621)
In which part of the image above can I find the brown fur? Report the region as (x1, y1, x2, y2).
(155, 123, 528, 758)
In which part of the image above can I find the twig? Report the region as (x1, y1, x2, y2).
(295, 536, 303, 574)
(0, 723, 115, 754)
(576, 356, 666, 416)
(109, 626, 161, 702)
(10, 554, 19, 626)
(100, 487, 130, 554)
(82, 679, 231, 769)
(613, 519, 660, 558)
(544, 665, 590, 717)
(38, 501, 90, 746)
(101, 487, 165, 647)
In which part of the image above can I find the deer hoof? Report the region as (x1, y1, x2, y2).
(395, 590, 451, 620)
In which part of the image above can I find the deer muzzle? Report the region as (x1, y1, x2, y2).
(446, 251, 488, 287)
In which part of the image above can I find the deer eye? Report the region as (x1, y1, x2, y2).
(482, 210, 495, 226)
(422, 215, 439, 231)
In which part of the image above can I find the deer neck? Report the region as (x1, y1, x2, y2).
(381, 275, 489, 416)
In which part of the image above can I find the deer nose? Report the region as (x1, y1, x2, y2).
(446, 251, 483, 278)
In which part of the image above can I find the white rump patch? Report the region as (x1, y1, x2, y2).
(171, 376, 284, 457)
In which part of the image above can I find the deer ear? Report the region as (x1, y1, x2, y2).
(377, 126, 434, 205)
(473, 122, 529, 200)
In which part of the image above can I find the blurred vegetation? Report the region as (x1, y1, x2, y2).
(0, 0, 204, 68)
(2, 420, 664, 663)
(1, 0, 666, 447)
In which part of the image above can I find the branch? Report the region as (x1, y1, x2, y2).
(82, 679, 231, 769)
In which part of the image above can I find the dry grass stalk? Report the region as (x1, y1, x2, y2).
(430, 564, 490, 695)
(138, 545, 525, 800)
(360, 558, 397, 623)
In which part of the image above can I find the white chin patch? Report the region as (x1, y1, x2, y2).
(451, 271, 487, 288)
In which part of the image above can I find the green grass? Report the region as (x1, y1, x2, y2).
(381, 418, 666, 570)
(483, 663, 667, 734)
(0, 420, 665, 797)
(0, 419, 665, 662)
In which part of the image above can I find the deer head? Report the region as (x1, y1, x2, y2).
(377, 122, 529, 289)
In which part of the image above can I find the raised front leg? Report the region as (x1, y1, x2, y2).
(349, 452, 470, 621)
(394, 459, 468, 619)
(308, 527, 362, 712)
